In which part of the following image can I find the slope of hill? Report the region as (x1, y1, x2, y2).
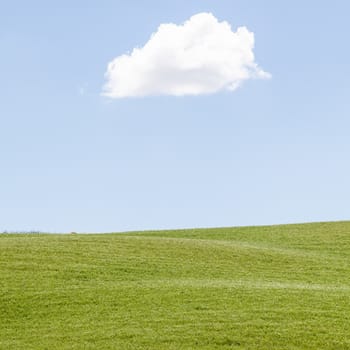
(2, 221, 350, 349)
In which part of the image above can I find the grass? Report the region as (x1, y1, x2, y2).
(1, 221, 350, 349)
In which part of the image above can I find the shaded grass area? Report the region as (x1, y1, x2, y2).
(1, 221, 350, 349)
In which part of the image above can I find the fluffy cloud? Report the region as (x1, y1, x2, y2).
(102, 13, 270, 98)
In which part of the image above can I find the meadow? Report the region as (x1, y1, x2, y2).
(1, 221, 350, 349)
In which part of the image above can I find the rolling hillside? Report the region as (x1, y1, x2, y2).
(2, 221, 350, 349)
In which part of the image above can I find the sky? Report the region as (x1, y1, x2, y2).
(1, 0, 350, 233)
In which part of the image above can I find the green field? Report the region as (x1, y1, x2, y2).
(2, 221, 350, 349)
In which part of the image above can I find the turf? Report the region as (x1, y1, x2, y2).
(1, 221, 350, 349)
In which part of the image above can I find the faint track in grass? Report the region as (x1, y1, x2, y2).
(122, 235, 341, 261)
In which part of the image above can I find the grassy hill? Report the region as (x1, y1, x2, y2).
(2, 221, 350, 349)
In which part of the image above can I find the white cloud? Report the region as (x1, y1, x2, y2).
(102, 12, 270, 98)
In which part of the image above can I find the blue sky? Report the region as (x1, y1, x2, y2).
(1, 1, 349, 232)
